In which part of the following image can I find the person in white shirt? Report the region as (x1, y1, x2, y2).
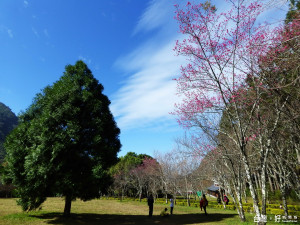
(170, 197, 174, 215)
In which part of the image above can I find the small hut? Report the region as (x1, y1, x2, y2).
(206, 185, 219, 197)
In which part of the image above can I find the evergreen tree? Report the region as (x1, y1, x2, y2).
(4, 61, 121, 216)
(286, 0, 300, 23)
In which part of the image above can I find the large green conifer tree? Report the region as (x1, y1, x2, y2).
(4, 61, 121, 216)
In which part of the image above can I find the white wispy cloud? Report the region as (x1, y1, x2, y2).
(0, 87, 12, 95)
(78, 55, 92, 64)
(32, 27, 39, 38)
(0, 25, 13, 38)
(111, 0, 185, 131)
(43, 29, 49, 38)
(24, 1, 29, 8)
(7, 29, 13, 38)
(133, 0, 172, 35)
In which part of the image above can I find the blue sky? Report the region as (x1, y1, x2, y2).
(0, 0, 288, 157)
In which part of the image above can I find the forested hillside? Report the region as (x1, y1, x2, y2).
(0, 102, 18, 162)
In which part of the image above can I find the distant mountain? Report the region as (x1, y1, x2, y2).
(0, 102, 18, 162)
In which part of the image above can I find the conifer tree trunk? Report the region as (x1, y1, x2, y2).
(64, 194, 72, 217)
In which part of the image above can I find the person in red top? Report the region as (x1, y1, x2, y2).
(224, 194, 229, 205)
(200, 194, 208, 215)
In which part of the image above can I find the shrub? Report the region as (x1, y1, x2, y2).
(268, 204, 281, 209)
(190, 203, 196, 207)
(243, 203, 253, 207)
(268, 190, 281, 202)
(213, 205, 224, 210)
(287, 205, 300, 211)
(226, 205, 236, 210)
(288, 190, 299, 202)
(243, 206, 252, 213)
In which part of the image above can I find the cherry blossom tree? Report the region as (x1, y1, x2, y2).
(140, 157, 161, 198)
(130, 163, 148, 201)
(173, 0, 287, 223)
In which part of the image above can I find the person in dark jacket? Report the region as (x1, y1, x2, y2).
(147, 194, 154, 217)
(217, 193, 221, 204)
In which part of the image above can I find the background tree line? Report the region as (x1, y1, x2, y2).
(0, 102, 18, 198)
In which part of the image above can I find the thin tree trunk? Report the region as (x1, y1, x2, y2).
(236, 181, 246, 222)
(139, 189, 142, 202)
(261, 165, 267, 222)
(256, 171, 262, 189)
(185, 177, 190, 206)
(244, 188, 247, 203)
(230, 182, 246, 222)
(274, 175, 280, 190)
(268, 175, 274, 192)
(280, 186, 288, 218)
(294, 143, 300, 165)
(241, 152, 261, 219)
(220, 188, 226, 209)
(260, 141, 271, 224)
(254, 172, 260, 190)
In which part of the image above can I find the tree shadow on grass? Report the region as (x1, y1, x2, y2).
(30, 212, 236, 225)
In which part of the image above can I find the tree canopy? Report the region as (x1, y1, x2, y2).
(110, 152, 152, 175)
(4, 61, 121, 216)
(286, 0, 300, 23)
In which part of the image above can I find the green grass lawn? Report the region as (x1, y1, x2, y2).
(0, 198, 297, 225)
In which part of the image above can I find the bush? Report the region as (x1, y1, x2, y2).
(243, 206, 252, 213)
(213, 205, 224, 210)
(268, 204, 281, 209)
(289, 210, 300, 216)
(288, 205, 300, 211)
(288, 190, 299, 202)
(207, 201, 218, 205)
(269, 208, 284, 216)
(243, 203, 253, 207)
(226, 205, 236, 210)
(268, 190, 281, 202)
(190, 203, 196, 207)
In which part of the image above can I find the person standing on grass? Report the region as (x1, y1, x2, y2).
(200, 194, 208, 215)
(147, 194, 154, 217)
(170, 197, 174, 215)
(217, 193, 221, 204)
